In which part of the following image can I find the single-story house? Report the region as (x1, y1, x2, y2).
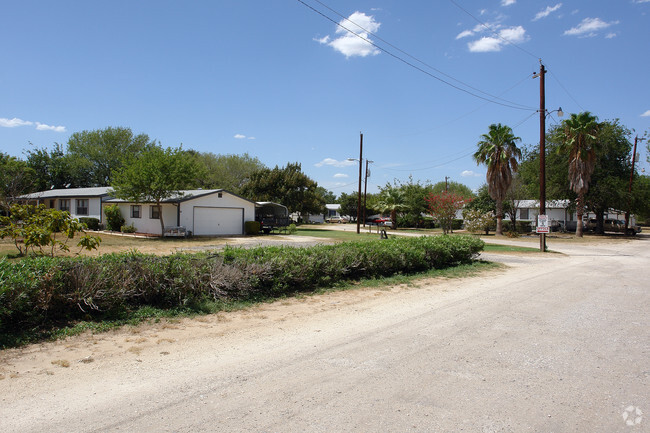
(507, 200, 639, 228)
(103, 189, 256, 236)
(18, 187, 113, 224)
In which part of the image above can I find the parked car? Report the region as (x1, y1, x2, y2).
(367, 217, 393, 227)
(326, 216, 349, 224)
(586, 218, 642, 235)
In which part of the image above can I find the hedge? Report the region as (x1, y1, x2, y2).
(0, 235, 483, 347)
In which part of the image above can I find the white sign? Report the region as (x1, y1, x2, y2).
(536, 214, 549, 233)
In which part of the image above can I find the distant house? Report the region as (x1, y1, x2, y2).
(513, 199, 572, 228)
(103, 189, 256, 236)
(18, 187, 113, 224)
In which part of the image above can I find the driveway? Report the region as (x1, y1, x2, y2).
(0, 234, 647, 432)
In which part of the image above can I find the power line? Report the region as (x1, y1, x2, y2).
(548, 70, 586, 112)
(448, 0, 539, 60)
(308, 0, 535, 111)
(296, 0, 536, 111)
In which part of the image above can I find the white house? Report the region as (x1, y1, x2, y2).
(18, 187, 113, 223)
(103, 189, 256, 236)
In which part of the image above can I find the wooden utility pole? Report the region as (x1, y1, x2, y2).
(536, 62, 547, 252)
(356, 133, 363, 234)
(624, 136, 639, 234)
(363, 159, 373, 228)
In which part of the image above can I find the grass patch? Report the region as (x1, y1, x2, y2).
(483, 244, 542, 253)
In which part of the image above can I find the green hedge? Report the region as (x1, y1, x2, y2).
(0, 235, 483, 347)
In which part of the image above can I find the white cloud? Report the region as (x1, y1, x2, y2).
(461, 170, 482, 178)
(564, 17, 618, 37)
(467, 25, 527, 52)
(605, 32, 617, 39)
(315, 158, 357, 168)
(641, 110, 650, 117)
(456, 29, 474, 39)
(234, 134, 246, 139)
(333, 173, 349, 178)
(0, 117, 33, 128)
(501, 0, 516, 6)
(533, 3, 562, 21)
(35, 122, 66, 132)
(317, 11, 381, 58)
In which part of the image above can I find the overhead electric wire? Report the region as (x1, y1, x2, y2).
(448, 0, 539, 61)
(548, 70, 586, 112)
(297, 0, 536, 111)
(309, 0, 535, 111)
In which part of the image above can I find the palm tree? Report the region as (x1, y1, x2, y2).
(377, 186, 407, 230)
(474, 123, 522, 235)
(558, 112, 599, 237)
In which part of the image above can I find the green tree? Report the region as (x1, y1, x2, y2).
(557, 112, 599, 237)
(582, 119, 633, 234)
(25, 143, 77, 191)
(425, 191, 470, 234)
(192, 152, 266, 194)
(376, 185, 407, 230)
(463, 184, 496, 214)
(0, 203, 101, 256)
(0, 153, 34, 211)
(430, 180, 475, 199)
(66, 127, 155, 187)
(241, 162, 324, 218)
(110, 145, 200, 233)
(473, 123, 522, 235)
(338, 192, 359, 221)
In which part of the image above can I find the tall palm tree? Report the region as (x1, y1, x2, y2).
(474, 123, 522, 235)
(377, 186, 406, 230)
(558, 111, 599, 237)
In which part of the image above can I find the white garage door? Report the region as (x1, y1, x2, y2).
(193, 207, 244, 236)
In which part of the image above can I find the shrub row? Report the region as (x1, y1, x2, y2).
(0, 235, 483, 347)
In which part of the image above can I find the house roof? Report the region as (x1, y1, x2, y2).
(19, 187, 113, 199)
(518, 199, 571, 209)
(104, 189, 256, 205)
(325, 204, 341, 211)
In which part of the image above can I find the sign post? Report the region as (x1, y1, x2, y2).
(537, 215, 549, 251)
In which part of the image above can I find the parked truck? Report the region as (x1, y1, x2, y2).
(255, 202, 290, 234)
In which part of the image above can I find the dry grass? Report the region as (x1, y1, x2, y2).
(51, 359, 70, 368)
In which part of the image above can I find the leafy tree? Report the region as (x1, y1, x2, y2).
(0, 153, 34, 211)
(425, 191, 470, 234)
(463, 209, 495, 235)
(104, 204, 125, 231)
(0, 203, 101, 256)
(241, 162, 324, 218)
(111, 145, 200, 233)
(430, 180, 475, 199)
(316, 186, 337, 205)
(192, 152, 266, 194)
(376, 185, 407, 230)
(25, 143, 78, 191)
(337, 192, 359, 221)
(503, 175, 527, 231)
(463, 184, 496, 214)
(582, 119, 633, 233)
(557, 112, 599, 237)
(66, 127, 155, 187)
(473, 123, 522, 235)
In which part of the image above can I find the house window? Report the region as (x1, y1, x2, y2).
(130, 205, 141, 218)
(49, 199, 56, 208)
(150, 205, 160, 219)
(520, 208, 529, 219)
(218, 192, 223, 198)
(59, 199, 70, 212)
(76, 199, 89, 216)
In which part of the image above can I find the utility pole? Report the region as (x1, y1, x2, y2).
(363, 159, 373, 228)
(356, 133, 363, 234)
(625, 135, 640, 234)
(445, 176, 449, 192)
(535, 62, 547, 252)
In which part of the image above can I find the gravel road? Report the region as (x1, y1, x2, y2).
(1, 236, 648, 432)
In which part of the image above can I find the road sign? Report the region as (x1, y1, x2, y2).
(536, 214, 549, 233)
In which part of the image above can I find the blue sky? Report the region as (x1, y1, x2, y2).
(2, 0, 649, 195)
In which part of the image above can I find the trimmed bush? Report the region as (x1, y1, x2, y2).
(0, 235, 484, 348)
(104, 204, 125, 231)
(121, 224, 136, 233)
(79, 217, 100, 231)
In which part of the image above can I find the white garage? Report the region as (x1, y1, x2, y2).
(103, 189, 257, 236)
(193, 206, 244, 236)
